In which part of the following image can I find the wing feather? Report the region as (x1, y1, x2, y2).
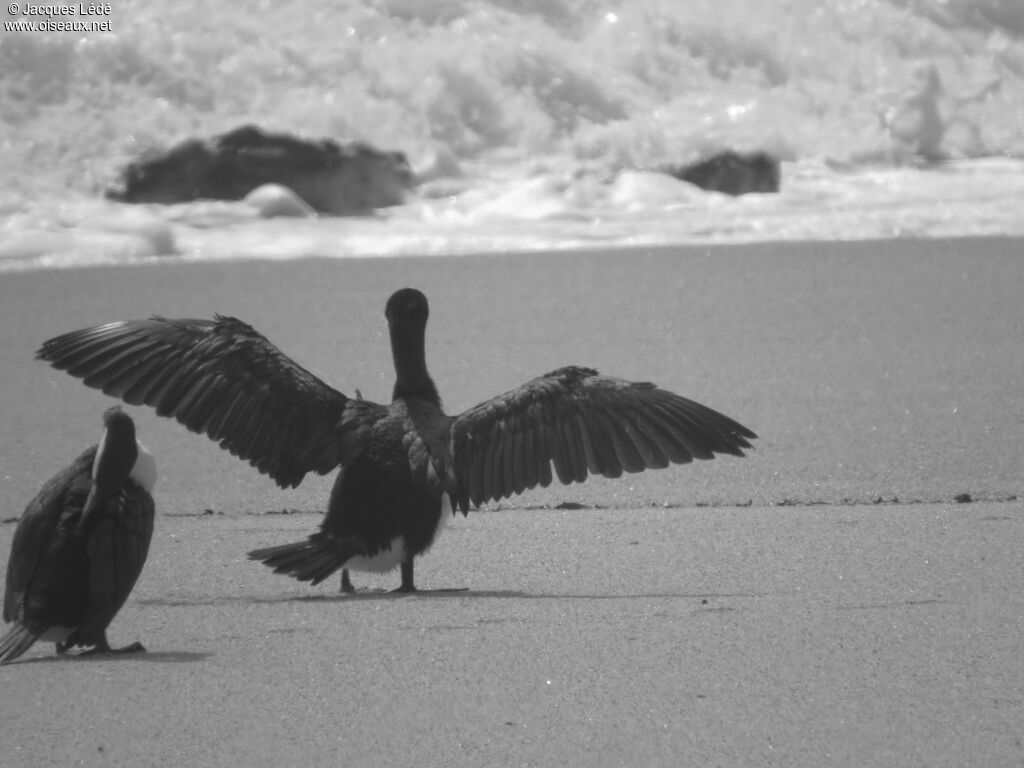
(450, 366, 755, 511)
(557, 416, 586, 484)
(37, 316, 382, 488)
(534, 425, 554, 489)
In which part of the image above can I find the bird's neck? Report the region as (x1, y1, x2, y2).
(91, 425, 138, 494)
(390, 323, 440, 403)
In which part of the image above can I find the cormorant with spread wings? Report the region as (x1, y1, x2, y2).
(36, 288, 755, 593)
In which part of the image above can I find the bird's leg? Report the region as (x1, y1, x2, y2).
(392, 559, 417, 593)
(340, 568, 355, 594)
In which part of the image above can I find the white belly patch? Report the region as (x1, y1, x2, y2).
(344, 536, 407, 573)
(436, 492, 451, 537)
(341, 494, 453, 573)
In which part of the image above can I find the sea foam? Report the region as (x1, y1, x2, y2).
(2, 0, 1023, 270)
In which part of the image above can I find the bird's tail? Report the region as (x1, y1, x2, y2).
(248, 533, 354, 587)
(0, 622, 39, 665)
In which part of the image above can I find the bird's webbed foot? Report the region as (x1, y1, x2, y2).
(78, 635, 146, 656)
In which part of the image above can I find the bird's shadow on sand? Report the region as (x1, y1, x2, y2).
(119, 650, 213, 663)
(286, 588, 763, 603)
(138, 589, 767, 606)
(4, 649, 211, 666)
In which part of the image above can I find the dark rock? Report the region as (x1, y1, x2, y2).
(661, 150, 781, 195)
(106, 124, 414, 215)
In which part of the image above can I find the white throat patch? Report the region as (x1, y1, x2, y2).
(130, 442, 158, 492)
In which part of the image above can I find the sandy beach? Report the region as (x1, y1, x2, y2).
(1, 239, 1022, 767)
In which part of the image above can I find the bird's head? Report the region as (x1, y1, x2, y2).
(386, 288, 429, 329)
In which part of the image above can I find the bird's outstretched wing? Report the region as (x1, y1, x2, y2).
(37, 316, 383, 487)
(449, 366, 756, 511)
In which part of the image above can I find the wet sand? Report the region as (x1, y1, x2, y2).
(1, 239, 1022, 766)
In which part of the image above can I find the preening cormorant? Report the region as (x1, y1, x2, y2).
(36, 288, 754, 592)
(1, 407, 156, 664)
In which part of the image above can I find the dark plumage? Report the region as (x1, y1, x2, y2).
(36, 288, 755, 592)
(1, 407, 156, 664)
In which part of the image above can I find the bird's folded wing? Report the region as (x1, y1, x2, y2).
(449, 366, 756, 511)
(2, 451, 93, 622)
(80, 486, 155, 639)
